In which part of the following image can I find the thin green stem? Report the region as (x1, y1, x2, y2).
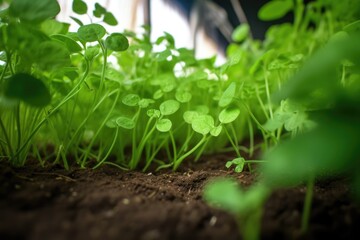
(80, 89, 120, 167)
(224, 127, 241, 157)
(15, 104, 21, 150)
(169, 131, 177, 162)
(247, 119, 254, 157)
(263, 68, 273, 119)
(10, 60, 89, 162)
(173, 135, 207, 171)
(301, 177, 314, 234)
(0, 117, 14, 160)
(93, 127, 119, 169)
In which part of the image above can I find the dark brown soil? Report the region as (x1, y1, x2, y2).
(1, 155, 359, 240)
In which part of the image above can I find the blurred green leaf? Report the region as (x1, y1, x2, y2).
(72, 0, 88, 15)
(93, 3, 106, 18)
(232, 24, 249, 42)
(116, 116, 135, 130)
(4, 73, 51, 107)
(160, 100, 180, 116)
(51, 34, 82, 53)
(122, 94, 140, 107)
(219, 82, 236, 107)
(9, 0, 60, 23)
(103, 12, 118, 26)
(219, 107, 240, 124)
(258, 0, 293, 21)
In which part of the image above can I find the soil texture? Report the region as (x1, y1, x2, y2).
(1, 155, 360, 240)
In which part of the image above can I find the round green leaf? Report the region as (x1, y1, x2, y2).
(77, 23, 106, 42)
(219, 108, 240, 124)
(4, 73, 51, 107)
(105, 33, 129, 52)
(231, 24, 249, 42)
(219, 82, 236, 107)
(258, 0, 293, 21)
(183, 111, 199, 124)
(122, 94, 140, 107)
(192, 115, 214, 135)
(156, 118, 172, 132)
(160, 100, 180, 116)
(175, 91, 192, 103)
(116, 116, 135, 130)
(72, 0, 87, 15)
(9, 0, 60, 23)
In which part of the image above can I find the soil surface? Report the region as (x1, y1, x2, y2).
(1, 155, 360, 240)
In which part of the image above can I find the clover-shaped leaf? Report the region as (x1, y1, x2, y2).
(147, 109, 161, 118)
(226, 158, 245, 173)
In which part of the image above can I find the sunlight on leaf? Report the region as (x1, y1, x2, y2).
(160, 100, 180, 116)
(219, 82, 236, 107)
(219, 108, 240, 124)
(192, 115, 214, 135)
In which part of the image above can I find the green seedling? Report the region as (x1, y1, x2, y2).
(204, 178, 270, 240)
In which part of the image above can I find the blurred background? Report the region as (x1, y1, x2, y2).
(57, 0, 293, 63)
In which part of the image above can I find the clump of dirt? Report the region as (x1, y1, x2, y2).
(0, 155, 359, 240)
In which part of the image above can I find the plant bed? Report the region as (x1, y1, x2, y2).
(1, 0, 360, 239)
(1, 156, 359, 240)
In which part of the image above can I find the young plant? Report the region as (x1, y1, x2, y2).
(204, 178, 270, 240)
